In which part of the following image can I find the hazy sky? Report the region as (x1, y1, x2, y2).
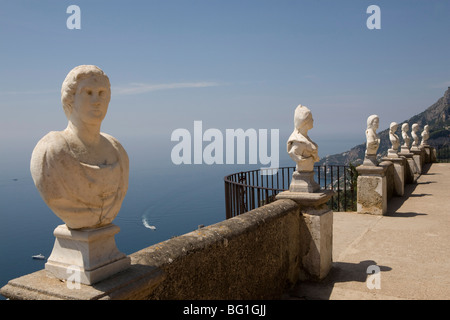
(1, 0, 449, 168)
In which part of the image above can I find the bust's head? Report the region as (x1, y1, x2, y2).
(402, 123, 409, 132)
(389, 122, 398, 133)
(367, 115, 379, 130)
(412, 123, 419, 132)
(294, 104, 313, 131)
(61, 65, 111, 120)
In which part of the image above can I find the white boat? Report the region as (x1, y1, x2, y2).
(32, 254, 45, 260)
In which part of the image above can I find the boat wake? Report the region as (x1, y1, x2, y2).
(142, 218, 156, 230)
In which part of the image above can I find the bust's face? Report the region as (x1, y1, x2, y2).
(304, 114, 314, 131)
(373, 117, 379, 130)
(71, 75, 111, 125)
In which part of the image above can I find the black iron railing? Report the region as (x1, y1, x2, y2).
(224, 165, 357, 219)
(436, 144, 450, 163)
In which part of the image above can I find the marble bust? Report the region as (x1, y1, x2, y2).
(388, 122, 400, 157)
(365, 115, 380, 155)
(411, 123, 420, 149)
(30, 65, 129, 230)
(401, 123, 411, 151)
(287, 104, 320, 172)
(287, 104, 320, 193)
(363, 115, 380, 166)
(421, 125, 430, 146)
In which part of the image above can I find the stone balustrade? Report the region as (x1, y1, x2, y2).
(357, 144, 436, 216)
(1, 198, 332, 300)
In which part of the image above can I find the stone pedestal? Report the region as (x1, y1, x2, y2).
(382, 156, 406, 196)
(431, 147, 437, 163)
(422, 145, 436, 163)
(356, 165, 388, 215)
(45, 224, 131, 285)
(400, 145, 409, 155)
(363, 154, 378, 167)
(387, 148, 398, 158)
(276, 190, 334, 281)
(422, 145, 431, 163)
(289, 171, 320, 193)
(411, 147, 424, 174)
(398, 150, 416, 184)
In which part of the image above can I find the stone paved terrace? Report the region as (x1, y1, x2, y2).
(285, 162, 450, 300)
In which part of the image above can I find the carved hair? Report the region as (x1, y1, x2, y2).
(61, 65, 110, 118)
(389, 122, 398, 132)
(366, 115, 379, 129)
(294, 105, 312, 130)
(401, 123, 409, 131)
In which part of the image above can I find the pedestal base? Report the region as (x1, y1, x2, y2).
(411, 147, 424, 174)
(45, 224, 130, 285)
(398, 151, 416, 183)
(387, 149, 398, 158)
(356, 165, 387, 215)
(422, 145, 431, 163)
(422, 145, 437, 163)
(363, 154, 378, 166)
(400, 146, 411, 154)
(430, 146, 437, 163)
(276, 190, 334, 281)
(289, 171, 320, 193)
(382, 156, 406, 196)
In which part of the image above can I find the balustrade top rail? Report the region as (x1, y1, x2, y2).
(224, 165, 357, 219)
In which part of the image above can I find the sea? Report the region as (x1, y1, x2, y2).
(0, 135, 361, 299)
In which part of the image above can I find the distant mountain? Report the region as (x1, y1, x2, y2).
(319, 87, 450, 166)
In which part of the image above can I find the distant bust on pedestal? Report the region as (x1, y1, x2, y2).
(30, 65, 129, 229)
(363, 115, 380, 166)
(401, 123, 411, 153)
(411, 123, 420, 150)
(421, 125, 430, 146)
(387, 122, 400, 157)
